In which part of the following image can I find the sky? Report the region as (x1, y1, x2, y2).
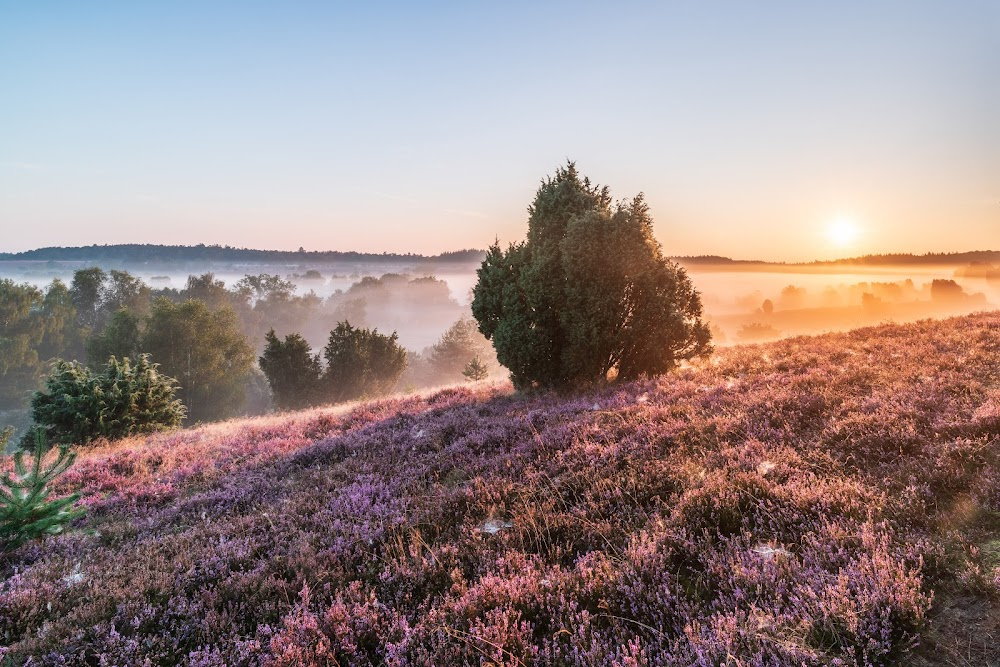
(1, 2, 998, 261)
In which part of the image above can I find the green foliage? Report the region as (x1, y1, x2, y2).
(472, 162, 711, 390)
(30, 355, 185, 445)
(142, 298, 255, 423)
(0, 279, 45, 409)
(70, 267, 107, 329)
(182, 273, 234, 310)
(0, 279, 85, 410)
(0, 428, 85, 553)
(428, 317, 494, 383)
(86, 309, 142, 367)
(462, 356, 489, 382)
(37, 280, 85, 363)
(322, 321, 407, 402)
(259, 330, 322, 409)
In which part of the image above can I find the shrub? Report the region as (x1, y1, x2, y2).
(30, 355, 185, 445)
(472, 162, 711, 390)
(737, 322, 781, 341)
(0, 428, 84, 553)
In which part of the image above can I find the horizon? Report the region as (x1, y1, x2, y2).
(2, 2, 998, 261)
(2, 241, 999, 267)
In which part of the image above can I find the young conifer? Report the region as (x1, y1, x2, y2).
(1, 429, 85, 552)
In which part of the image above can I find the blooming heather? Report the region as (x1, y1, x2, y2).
(2, 312, 1000, 665)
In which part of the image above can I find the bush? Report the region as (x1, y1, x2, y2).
(472, 162, 711, 390)
(737, 322, 781, 341)
(1, 428, 85, 553)
(30, 355, 185, 445)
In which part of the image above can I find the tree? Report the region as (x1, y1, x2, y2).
(428, 317, 494, 383)
(86, 308, 142, 367)
(104, 270, 152, 317)
(0, 280, 45, 408)
(30, 355, 185, 445)
(142, 298, 255, 422)
(259, 330, 322, 409)
(462, 357, 489, 382)
(70, 267, 107, 329)
(472, 162, 711, 389)
(1, 428, 85, 553)
(322, 321, 407, 402)
(182, 273, 234, 311)
(37, 280, 85, 363)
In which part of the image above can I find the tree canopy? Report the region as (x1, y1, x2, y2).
(472, 162, 711, 390)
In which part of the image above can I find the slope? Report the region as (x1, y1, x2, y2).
(2, 312, 1000, 665)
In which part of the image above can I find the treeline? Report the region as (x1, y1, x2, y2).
(0, 244, 486, 265)
(806, 250, 1000, 266)
(0, 268, 499, 438)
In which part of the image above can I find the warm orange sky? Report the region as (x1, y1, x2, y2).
(1, 2, 998, 261)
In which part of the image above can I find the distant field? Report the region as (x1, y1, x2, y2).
(3, 312, 1000, 665)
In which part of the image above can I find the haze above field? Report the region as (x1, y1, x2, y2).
(2, 2, 998, 260)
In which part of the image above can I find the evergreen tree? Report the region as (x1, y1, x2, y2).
(259, 329, 322, 409)
(322, 321, 407, 402)
(428, 317, 494, 383)
(462, 356, 489, 382)
(1, 428, 85, 553)
(472, 162, 711, 389)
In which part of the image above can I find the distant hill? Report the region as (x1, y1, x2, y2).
(0, 244, 996, 267)
(0, 244, 487, 265)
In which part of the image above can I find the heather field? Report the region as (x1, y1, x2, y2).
(3, 312, 1000, 666)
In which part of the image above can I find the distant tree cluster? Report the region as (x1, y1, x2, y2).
(472, 162, 711, 390)
(260, 322, 407, 409)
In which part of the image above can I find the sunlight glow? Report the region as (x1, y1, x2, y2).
(827, 217, 860, 247)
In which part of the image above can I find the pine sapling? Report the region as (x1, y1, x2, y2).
(0, 429, 85, 553)
(462, 356, 489, 382)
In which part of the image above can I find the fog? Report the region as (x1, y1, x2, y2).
(3, 259, 998, 352)
(684, 263, 1000, 344)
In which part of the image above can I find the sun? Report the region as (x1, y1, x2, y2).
(827, 217, 860, 247)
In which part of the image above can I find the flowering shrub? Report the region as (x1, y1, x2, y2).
(1, 312, 999, 665)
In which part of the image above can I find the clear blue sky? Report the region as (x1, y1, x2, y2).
(1, 2, 997, 260)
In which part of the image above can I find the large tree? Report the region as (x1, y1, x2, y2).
(142, 298, 255, 422)
(472, 162, 711, 389)
(0, 280, 45, 409)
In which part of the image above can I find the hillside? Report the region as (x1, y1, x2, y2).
(3, 312, 1000, 665)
